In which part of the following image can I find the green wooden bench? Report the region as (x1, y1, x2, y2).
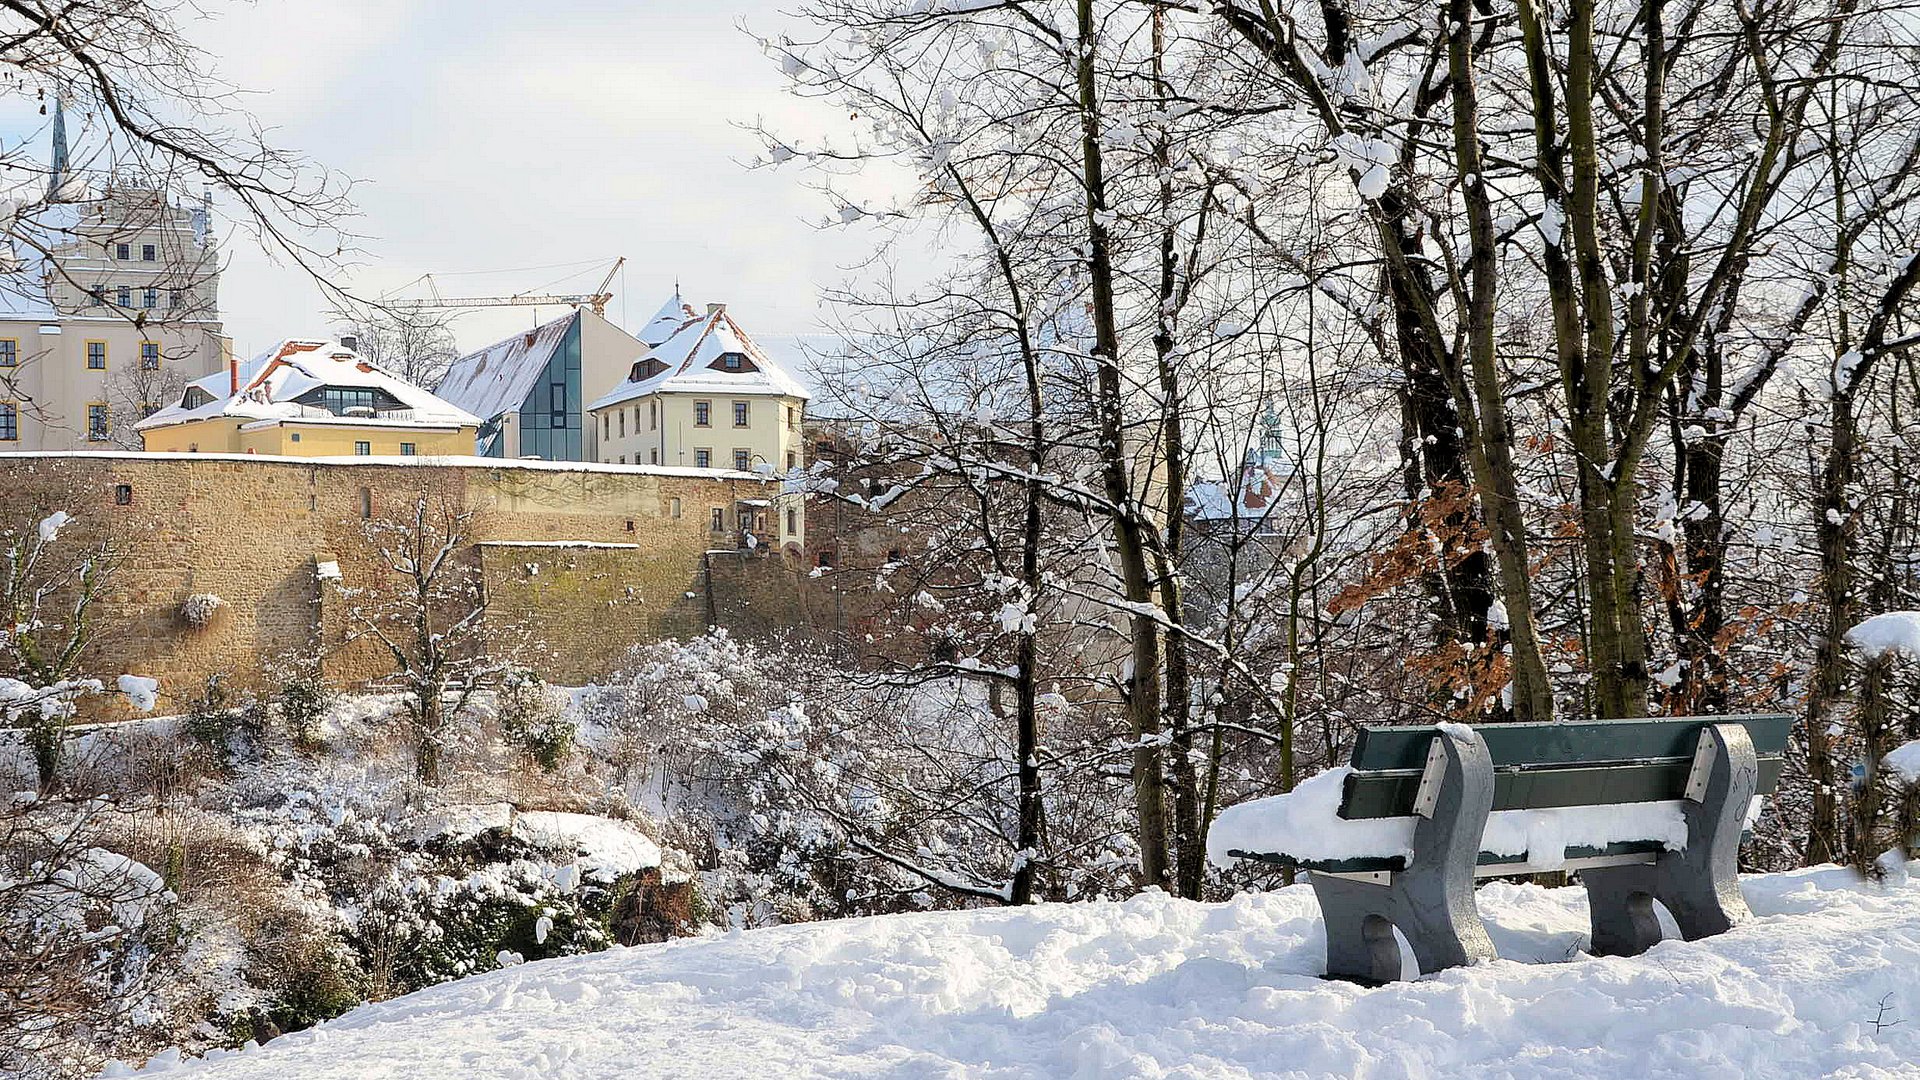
(1224, 714, 1791, 983)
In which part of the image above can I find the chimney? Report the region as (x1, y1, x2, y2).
(228, 351, 238, 396)
(340, 333, 358, 352)
(706, 303, 726, 318)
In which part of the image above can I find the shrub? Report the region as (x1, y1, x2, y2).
(498, 670, 576, 772)
(178, 592, 225, 629)
(270, 655, 334, 752)
(179, 675, 266, 767)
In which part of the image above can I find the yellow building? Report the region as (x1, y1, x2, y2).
(587, 298, 810, 548)
(136, 338, 480, 456)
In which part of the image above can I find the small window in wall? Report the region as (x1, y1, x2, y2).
(116, 286, 130, 307)
(358, 487, 373, 519)
(733, 449, 750, 471)
(113, 484, 132, 506)
(648, 400, 656, 429)
(625, 519, 636, 532)
(669, 497, 682, 518)
(618, 454, 626, 465)
(709, 507, 725, 531)
(602, 414, 610, 440)
(0, 402, 17, 441)
(733, 401, 749, 427)
(816, 549, 835, 569)
(617, 411, 626, 438)
(786, 452, 797, 470)
(86, 341, 107, 369)
(785, 507, 797, 534)
(115, 242, 130, 260)
(0, 340, 16, 367)
(693, 401, 711, 427)
(400, 442, 416, 456)
(354, 441, 371, 455)
(142, 288, 157, 309)
(86, 403, 109, 441)
(290, 432, 301, 443)
(787, 405, 797, 430)
(694, 448, 711, 468)
(168, 289, 182, 309)
(141, 244, 156, 262)
(649, 448, 658, 464)
(140, 342, 160, 370)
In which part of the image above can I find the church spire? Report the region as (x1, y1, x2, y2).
(47, 91, 68, 202)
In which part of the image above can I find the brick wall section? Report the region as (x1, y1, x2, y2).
(0, 453, 805, 715)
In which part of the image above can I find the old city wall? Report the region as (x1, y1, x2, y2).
(0, 453, 806, 716)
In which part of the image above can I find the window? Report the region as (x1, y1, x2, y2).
(87, 403, 109, 441)
(290, 432, 301, 443)
(116, 286, 130, 307)
(168, 289, 182, 309)
(0, 402, 16, 441)
(693, 400, 711, 427)
(354, 441, 371, 456)
(400, 442, 416, 456)
(138, 401, 159, 419)
(694, 448, 711, 468)
(88, 287, 105, 306)
(140, 342, 160, 370)
(786, 452, 797, 471)
(618, 454, 626, 464)
(733, 401, 749, 427)
(649, 448, 658, 464)
(602, 414, 610, 441)
(86, 341, 106, 369)
(0, 340, 15, 367)
(358, 487, 373, 519)
(115, 243, 129, 260)
(183, 386, 213, 409)
(141, 244, 156, 262)
(617, 410, 625, 438)
(816, 549, 835, 569)
(710, 507, 725, 531)
(648, 400, 657, 429)
(625, 519, 636, 532)
(786, 507, 797, 534)
(733, 449, 750, 471)
(669, 497, 682, 518)
(787, 405, 797, 430)
(142, 288, 157, 309)
(550, 382, 567, 427)
(114, 484, 132, 506)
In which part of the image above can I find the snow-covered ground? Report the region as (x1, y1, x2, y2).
(128, 863, 1920, 1079)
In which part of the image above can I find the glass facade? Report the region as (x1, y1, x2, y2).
(516, 317, 583, 461)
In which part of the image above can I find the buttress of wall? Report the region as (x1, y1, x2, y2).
(0, 455, 793, 716)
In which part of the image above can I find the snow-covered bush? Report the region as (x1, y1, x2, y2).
(497, 670, 575, 772)
(267, 653, 334, 752)
(177, 592, 225, 629)
(0, 509, 119, 788)
(179, 675, 267, 768)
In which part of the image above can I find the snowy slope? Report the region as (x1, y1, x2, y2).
(127, 865, 1920, 1079)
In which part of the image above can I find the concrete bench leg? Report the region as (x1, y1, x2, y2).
(1310, 726, 1497, 983)
(1583, 722, 1759, 957)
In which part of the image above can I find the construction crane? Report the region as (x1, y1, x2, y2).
(387, 257, 625, 317)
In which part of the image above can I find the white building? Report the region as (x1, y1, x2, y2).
(588, 296, 811, 548)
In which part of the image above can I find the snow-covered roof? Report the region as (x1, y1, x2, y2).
(136, 339, 480, 432)
(589, 302, 810, 412)
(434, 311, 577, 423)
(639, 292, 692, 347)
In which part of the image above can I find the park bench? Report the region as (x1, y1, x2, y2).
(1218, 714, 1792, 984)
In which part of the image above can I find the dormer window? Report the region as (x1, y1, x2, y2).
(708, 350, 759, 374)
(183, 386, 213, 409)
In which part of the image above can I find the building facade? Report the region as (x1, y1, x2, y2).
(136, 339, 480, 456)
(433, 308, 646, 462)
(0, 184, 229, 451)
(588, 299, 810, 549)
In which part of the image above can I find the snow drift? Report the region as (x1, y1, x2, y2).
(119, 863, 1920, 1079)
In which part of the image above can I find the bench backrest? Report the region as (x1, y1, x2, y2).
(1337, 714, 1793, 821)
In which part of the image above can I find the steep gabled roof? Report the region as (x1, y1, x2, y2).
(639, 292, 694, 347)
(433, 311, 578, 422)
(588, 303, 810, 412)
(136, 338, 479, 431)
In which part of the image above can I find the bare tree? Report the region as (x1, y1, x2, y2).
(340, 492, 508, 784)
(330, 303, 460, 388)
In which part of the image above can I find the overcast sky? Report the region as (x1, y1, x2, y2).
(148, 0, 882, 357)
